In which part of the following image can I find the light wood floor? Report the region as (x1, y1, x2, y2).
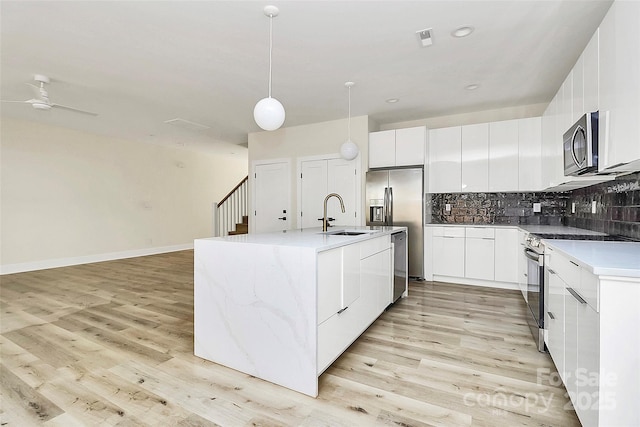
(1, 250, 580, 426)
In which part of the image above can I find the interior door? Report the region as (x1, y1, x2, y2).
(327, 158, 357, 227)
(254, 162, 290, 233)
(300, 160, 328, 229)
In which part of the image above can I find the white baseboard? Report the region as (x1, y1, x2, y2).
(0, 243, 194, 275)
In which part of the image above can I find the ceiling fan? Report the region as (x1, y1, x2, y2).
(1, 74, 97, 116)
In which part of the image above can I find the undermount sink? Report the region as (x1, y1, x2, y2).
(327, 231, 366, 236)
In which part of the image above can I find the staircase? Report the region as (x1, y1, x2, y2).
(228, 215, 248, 235)
(213, 176, 249, 237)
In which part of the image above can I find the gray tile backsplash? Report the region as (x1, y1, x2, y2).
(426, 192, 568, 225)
(564, 171, 640, 240)
(426, 171, 640, 239)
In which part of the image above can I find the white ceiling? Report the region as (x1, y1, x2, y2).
(0, 1, 613, 154)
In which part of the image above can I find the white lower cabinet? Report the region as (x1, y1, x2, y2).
(427, 225, 519, 287)
(546, 270, 566, 380)
(546, 247, 606, 427)
(432, 227, 465, 277)
(317, 236, 391, 374)
(464, 227, 495, 280)
(517, 229, 528, 301)
(495, 228, 519, 283)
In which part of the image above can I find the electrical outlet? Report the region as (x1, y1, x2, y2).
(572, 202, 576, 214)
(591, 200, 597, 214)
(445, 204, 452, 212)
(533, 202, 541, 213)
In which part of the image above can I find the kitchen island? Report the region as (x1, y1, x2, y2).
(194, 226, 406, 397)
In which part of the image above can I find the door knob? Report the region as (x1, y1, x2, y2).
(278, 216, 286, 220)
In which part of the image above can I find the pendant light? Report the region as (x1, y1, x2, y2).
(340, 81, 359, 160)
(254, 5, 285, 131)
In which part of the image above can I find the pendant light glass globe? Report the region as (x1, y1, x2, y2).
(340, 81, 359, 160)
(254, 5, 285, 131)
(340, 139, 359, 160)
(254, 97, 285, 131)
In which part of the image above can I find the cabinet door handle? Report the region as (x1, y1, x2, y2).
(337, 306, 348, 314)
(548, 269, 556, 275)
(567, 287, 587, 305)
(278, 216, 287, 220)
(548, 311, 555, 320)
(569, 260, 579, 267)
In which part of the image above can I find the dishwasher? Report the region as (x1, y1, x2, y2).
(391, 230, 408, 303)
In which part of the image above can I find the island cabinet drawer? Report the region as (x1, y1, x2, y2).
(465, 227, 495, 239)
(360, 235, 390, 259)
(317, 296, 366, 374)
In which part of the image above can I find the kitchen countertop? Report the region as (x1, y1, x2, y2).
(197, 225, 406, 252)
(425, 223, 607, 236)
(544, 240, 640, 278)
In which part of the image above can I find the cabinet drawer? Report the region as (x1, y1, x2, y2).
(360, 235, 390, 259)
(465, 227, 494, 239)
(431, 226, 444, 237)
(547, 250, 581, 287)
(580, 269, 599, 312)
(443, 227, 465, 238)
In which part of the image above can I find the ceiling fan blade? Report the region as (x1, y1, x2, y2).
(50, 103, 98, 116)
(0, 99, 30, 103)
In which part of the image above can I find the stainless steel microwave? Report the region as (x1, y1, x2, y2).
(563, 111, 599, 176)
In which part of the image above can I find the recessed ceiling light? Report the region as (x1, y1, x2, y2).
(465, 84, 480, 90)
(386, 98, 399, 104)
(452, 26, 474, 38)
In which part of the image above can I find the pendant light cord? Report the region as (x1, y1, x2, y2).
(348, 85, 351, 140)
(268, 13, 273, 98)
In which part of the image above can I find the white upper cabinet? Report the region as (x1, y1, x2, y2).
(518, 117, 542, 191)
(461, 123, 489, 192)
(369, 126, 425, 168)
(572, 53, 584, 124)
(489, 119, 519, 192)
(583, 29, 599, 114)
(428, 127, 462, 193)
(395, 126, 426, 166)
(598, 0, 640, 173)
(541, 94, 558, 189)
(368, 130, 396, 168)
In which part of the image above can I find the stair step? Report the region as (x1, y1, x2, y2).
(242, 215, 249, 224)
(235, 223, 248, 233)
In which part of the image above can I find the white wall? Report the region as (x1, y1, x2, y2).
(379, 103, 547, 130)
(0, 118, 248, 273)
(248, 115, 369, 230)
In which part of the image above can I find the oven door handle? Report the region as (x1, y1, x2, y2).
(524, 248, 542, 262)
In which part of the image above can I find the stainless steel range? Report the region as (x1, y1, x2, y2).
(524, 234, 546, 352)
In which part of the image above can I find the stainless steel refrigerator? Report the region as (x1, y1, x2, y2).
(366, 167, 423, 279)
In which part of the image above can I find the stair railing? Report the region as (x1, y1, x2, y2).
(212, 176, 248, 237)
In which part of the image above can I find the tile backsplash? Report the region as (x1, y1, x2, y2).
(426, 171, 640, 240)
(564, 171, 640, 239)
(426, 192, 568, 225)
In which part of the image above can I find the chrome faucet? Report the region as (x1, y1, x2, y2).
(323, 193, 345, 232)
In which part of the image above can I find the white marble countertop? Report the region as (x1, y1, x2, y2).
(197, 226, 406, 252)
(544, 240, 640, 278)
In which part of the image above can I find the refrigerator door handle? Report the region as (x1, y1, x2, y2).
(388, 187, 393, 225)
(383, 187, 389, 224)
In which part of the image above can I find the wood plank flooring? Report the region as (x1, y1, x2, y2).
(0, 251, 580, 426)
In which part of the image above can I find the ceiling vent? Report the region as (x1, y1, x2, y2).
(164, 118, 210, 131)
(416, 28, 433, 47)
